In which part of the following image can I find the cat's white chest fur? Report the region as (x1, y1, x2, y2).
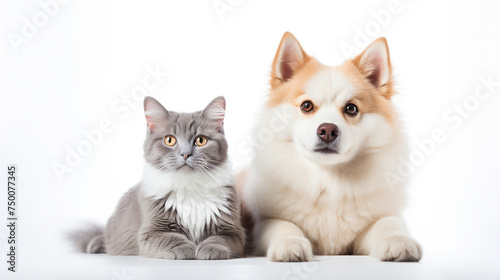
(141, 163, 234, 242)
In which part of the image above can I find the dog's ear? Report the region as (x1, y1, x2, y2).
(353, 37, 394, 98)
(271, 32, 310, 89)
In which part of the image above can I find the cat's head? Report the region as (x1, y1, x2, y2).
(142, 96, 228, 173)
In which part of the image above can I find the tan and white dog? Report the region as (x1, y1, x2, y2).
(242, 32, 422, 262)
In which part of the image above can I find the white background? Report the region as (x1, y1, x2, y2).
(1, 0, 500, 279)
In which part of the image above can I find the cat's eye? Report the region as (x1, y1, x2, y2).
(300, 100, 314, 113)
(194, 136, 208, 147)
(344, 103, 359, 116)
(164, 135, 177, 146)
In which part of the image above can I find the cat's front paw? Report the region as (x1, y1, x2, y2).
(267, 236, 313, 262)
(163, 242, 197, 260)
(196, 243, 230, 260)
(374, 235, 422, 262)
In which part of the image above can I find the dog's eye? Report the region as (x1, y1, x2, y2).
(194, 136, 208, 147)
(164, 135, 177, 146)
(300, 100, 314, 113)
(344, 103, 358, 116)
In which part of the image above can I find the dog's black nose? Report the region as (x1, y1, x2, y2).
(317, 123, 339, 143)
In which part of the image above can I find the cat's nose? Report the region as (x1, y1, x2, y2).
(182, 153, 192, 160)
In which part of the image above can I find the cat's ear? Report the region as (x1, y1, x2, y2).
(144, 96, 169, 132)
(201, 96, 225, 132)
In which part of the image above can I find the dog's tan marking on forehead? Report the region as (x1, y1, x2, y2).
(267, 57, 396, 124)
(339, 60, 396, 124)
(267, 59, 325, 107)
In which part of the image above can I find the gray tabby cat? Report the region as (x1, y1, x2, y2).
(70, 96, 245, 260)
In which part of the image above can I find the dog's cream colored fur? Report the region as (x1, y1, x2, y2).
(243, 32, 422, 262)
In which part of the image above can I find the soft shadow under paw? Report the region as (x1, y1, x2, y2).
(163, 242, 197, 260)
(376, 235, 423, 262)
(268, 236, 313, 262)
(196, 243, 230, 260)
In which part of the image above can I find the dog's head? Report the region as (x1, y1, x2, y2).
(267, 32, 397, 166)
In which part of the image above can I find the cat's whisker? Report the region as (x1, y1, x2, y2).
(196, 160, 246, 198)
(199, 161, 232, 176)
(194, 164, 230, 183)
(197, 164, 231, 203)
(154, 163, 169, 172)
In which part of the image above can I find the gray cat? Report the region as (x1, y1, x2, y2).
(70, 96, 245, 260)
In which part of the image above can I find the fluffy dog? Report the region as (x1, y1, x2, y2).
(242, 32, 422, 262)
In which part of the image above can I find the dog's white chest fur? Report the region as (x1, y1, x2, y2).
(141, 163, 233, 241)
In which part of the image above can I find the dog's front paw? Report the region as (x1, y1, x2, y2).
(374, 235, 422, 262)
(268, 236, 313, 262)
(163, 242, 197, 260)
(196, 243, 230, 260)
